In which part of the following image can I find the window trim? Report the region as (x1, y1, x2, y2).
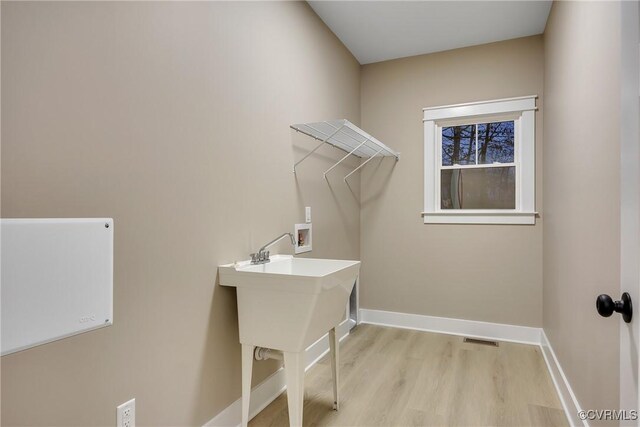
(423, 96, 537, 225)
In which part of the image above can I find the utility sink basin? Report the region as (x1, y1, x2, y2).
(219, 255, 360, 352)
(219, 254, 360, 427)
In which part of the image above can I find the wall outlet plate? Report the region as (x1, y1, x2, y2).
(305, 207, 311, 223)
(116, 398, 135, 427)
(294, 223, 312, 254)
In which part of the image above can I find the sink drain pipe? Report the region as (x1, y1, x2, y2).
(254, 347, 283, 361)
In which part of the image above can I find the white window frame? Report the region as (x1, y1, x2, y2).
(423, 96, 537, 225)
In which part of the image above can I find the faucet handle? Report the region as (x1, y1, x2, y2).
(250, 249, 272, 264)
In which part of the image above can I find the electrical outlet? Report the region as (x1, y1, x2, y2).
(117, 398, 135, 427)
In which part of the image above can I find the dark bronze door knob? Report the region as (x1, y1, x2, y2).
(596, 292, 632, 323)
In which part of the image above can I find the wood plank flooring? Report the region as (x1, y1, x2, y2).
(249, 324, 567, 427)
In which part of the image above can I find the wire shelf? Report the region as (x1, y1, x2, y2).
(290, 119, 399, 181)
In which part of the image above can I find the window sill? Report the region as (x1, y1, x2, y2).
(422, 211, 538, 225)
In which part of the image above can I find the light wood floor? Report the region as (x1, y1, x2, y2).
(249, 324, 567, 427)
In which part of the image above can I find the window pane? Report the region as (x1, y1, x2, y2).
(442, 125, 476, 166)
(477, 121, 514, 164)
(441, 167, 515, 209)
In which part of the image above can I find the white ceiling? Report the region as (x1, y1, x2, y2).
(308, 1, 552, 65)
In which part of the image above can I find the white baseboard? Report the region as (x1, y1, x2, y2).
(540, 330, 587, 427)
(359, 308, 541, 345)
(203, 318, 354, 427)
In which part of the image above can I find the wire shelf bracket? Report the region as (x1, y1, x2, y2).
(290, 119, 400, 182)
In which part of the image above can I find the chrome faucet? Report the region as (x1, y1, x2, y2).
(251, 232, 296, 264)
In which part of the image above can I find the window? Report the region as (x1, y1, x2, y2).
(423, 96, 537, 224)
(440, 120, 515, 209)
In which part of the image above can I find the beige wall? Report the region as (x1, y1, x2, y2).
(360, 36, 544, 327)
(543, 0, 621, 417)
(0, 2, 361, 425)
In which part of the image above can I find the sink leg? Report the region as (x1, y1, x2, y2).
(329, 327, 339, 411)
(241, 344, 255, 427)
(284, 351, 305, 427)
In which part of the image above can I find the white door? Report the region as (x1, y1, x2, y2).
(620, 1, 640, 423)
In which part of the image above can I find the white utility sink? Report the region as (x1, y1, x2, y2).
(219, 255, 360, 351)
(219, 255, 360, 427)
